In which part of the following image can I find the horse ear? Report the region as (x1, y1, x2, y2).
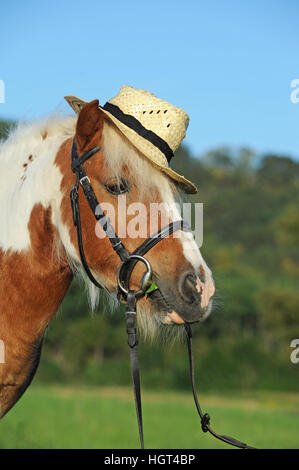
(75, 99, 104, 153)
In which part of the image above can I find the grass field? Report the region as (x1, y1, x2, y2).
(0, 385, 298, 449)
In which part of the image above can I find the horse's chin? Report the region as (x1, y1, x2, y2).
(162, 311, 185, 325)
(161, 306, 212, 325)
(146, 287, 213, 326)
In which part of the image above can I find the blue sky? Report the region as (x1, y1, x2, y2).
(1, 0, 298, 158)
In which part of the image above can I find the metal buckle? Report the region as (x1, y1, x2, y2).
(79, 175, 90, 186)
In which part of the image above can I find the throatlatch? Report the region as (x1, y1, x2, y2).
(70, 138, 255, 450)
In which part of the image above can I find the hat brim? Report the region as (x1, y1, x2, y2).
(65, 95, 198, 194)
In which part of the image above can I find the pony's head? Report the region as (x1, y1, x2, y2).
(56, 100, 215, 335)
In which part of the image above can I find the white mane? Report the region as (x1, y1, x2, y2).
(101, 121, 176, 200)
(0, 115, 76, 252)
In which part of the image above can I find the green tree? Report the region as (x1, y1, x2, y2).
(0, 118, 14, 141)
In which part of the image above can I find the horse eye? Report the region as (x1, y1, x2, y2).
(105, 178, 130, 195)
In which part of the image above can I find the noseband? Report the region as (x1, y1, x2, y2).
(69, 139, 255, 450)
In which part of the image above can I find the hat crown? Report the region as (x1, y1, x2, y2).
(64, 86, 197, 193)
(108, 86, 189, 154)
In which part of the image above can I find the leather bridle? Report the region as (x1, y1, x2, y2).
(69, 138, 255, 449)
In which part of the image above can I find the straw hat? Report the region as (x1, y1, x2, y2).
(64, 86, 197, 194)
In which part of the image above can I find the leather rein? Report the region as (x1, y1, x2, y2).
(69, 139, 255, 450)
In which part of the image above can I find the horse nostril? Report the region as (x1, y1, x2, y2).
(179, 272, 199, 304)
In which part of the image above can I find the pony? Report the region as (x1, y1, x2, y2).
(0, 99, 215, 417)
